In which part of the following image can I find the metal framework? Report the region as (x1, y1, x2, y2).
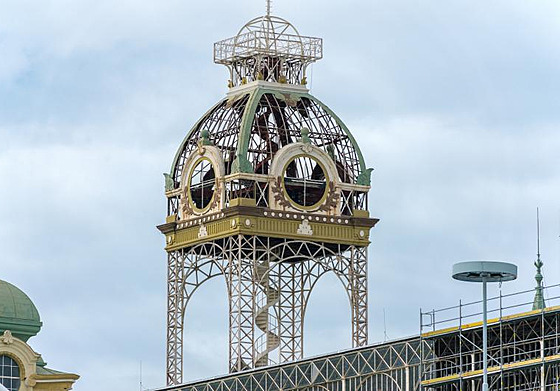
(156, 285, 560, 391)
(158, 8, 560, 391)
(164, 236, 369, 384)
(169, 92, 364, 192)
(214, 15, 322, 86)
(161, 11, 376, 386)
(157, 336, 424, 391)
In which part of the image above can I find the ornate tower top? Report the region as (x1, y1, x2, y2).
(161, 9, 376, 385)
(214, 13, 322, 86)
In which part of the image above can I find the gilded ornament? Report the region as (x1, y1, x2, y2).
(317, 181, 340, 212)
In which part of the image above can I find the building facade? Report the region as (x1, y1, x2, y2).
(0, 280, 79, 391)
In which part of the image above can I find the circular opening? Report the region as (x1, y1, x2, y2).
(283, 156, 327, 208)
(189, 159, 216, 211)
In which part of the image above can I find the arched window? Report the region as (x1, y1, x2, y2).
(0, 355, 20, 391)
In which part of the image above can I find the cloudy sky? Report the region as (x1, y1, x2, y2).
(1, 1, 560, 390)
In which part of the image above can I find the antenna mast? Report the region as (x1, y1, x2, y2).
(266, 0, 271, 16)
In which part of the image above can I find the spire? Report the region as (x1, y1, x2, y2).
(532, 207, 546, 310)
(266, 0, 271, 17)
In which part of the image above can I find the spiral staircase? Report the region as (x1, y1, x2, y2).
(254, 260, 280, 367)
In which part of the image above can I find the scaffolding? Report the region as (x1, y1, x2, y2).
(421, 283, 560, 391)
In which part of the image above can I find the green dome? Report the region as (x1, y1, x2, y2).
(0, 280, 42, 341)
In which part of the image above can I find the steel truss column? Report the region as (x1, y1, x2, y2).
(278, 261, 305, 362)
(228, 235, 257, 372)
(166, 249, 186, 385)
(350, 245, 368, 347)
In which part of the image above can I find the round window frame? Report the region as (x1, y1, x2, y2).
(281, 154, 329, 210)
(0, 354, 22, 391)
(187, 157, 217, 213)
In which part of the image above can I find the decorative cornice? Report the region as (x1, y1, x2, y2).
(160, 207, 378, 250)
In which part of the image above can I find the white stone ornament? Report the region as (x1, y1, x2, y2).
(297, 219, 313, 236)
(198, 224, 208, 238)
(1, 330, 14, 345)
(300, 144, 313, 154)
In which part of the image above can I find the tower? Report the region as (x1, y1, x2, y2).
(158, 12, 378, 386)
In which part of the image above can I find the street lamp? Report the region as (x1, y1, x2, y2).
(452, 261, 517, 391)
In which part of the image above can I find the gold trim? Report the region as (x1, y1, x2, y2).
(230, 198, 257, 207)
(352, 210, 370, 218)
(165, 214, 372, 251)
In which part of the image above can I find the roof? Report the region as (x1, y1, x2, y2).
(0, 280, 42, 341)
(170, 81, 368, 188)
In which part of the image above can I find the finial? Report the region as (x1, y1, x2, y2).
(300, 127, 311, 144)
(357, 168, 374, 186)
(163, 173, 175, 192)
(533, 207, 546, 310)
(326, 144, 336, 161)
(266, 0, 271, 17)
(200, 129, 213, 146)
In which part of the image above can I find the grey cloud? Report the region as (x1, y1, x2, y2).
(1, 1, 559, 390)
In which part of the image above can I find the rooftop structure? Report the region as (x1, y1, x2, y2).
(160, 10, 376, 386)
(213, 14, 322, 87)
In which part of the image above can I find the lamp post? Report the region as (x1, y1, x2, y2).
(452, 261, 517, 391)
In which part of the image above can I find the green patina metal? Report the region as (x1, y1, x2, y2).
(300, 127, 311, 144)
(171, 84, 369, 181)
(532, 254, 545, 310)
(357, 168, 374, 186)
(163, 173, 174, 191)
(0, 280, 42, 341)
(533, 209, 546, 311)
(199, 129, 213, 146)
(230, 86, 264, 174)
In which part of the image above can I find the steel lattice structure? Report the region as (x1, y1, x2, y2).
(159, 12, 377, 386)
(154, 286, 560, 391)
(214, 15, 322, 87)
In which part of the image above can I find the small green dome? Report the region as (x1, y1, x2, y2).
(0, 280, 42, 341)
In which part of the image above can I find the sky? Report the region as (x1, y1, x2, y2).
(1, 1, 560, 390)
